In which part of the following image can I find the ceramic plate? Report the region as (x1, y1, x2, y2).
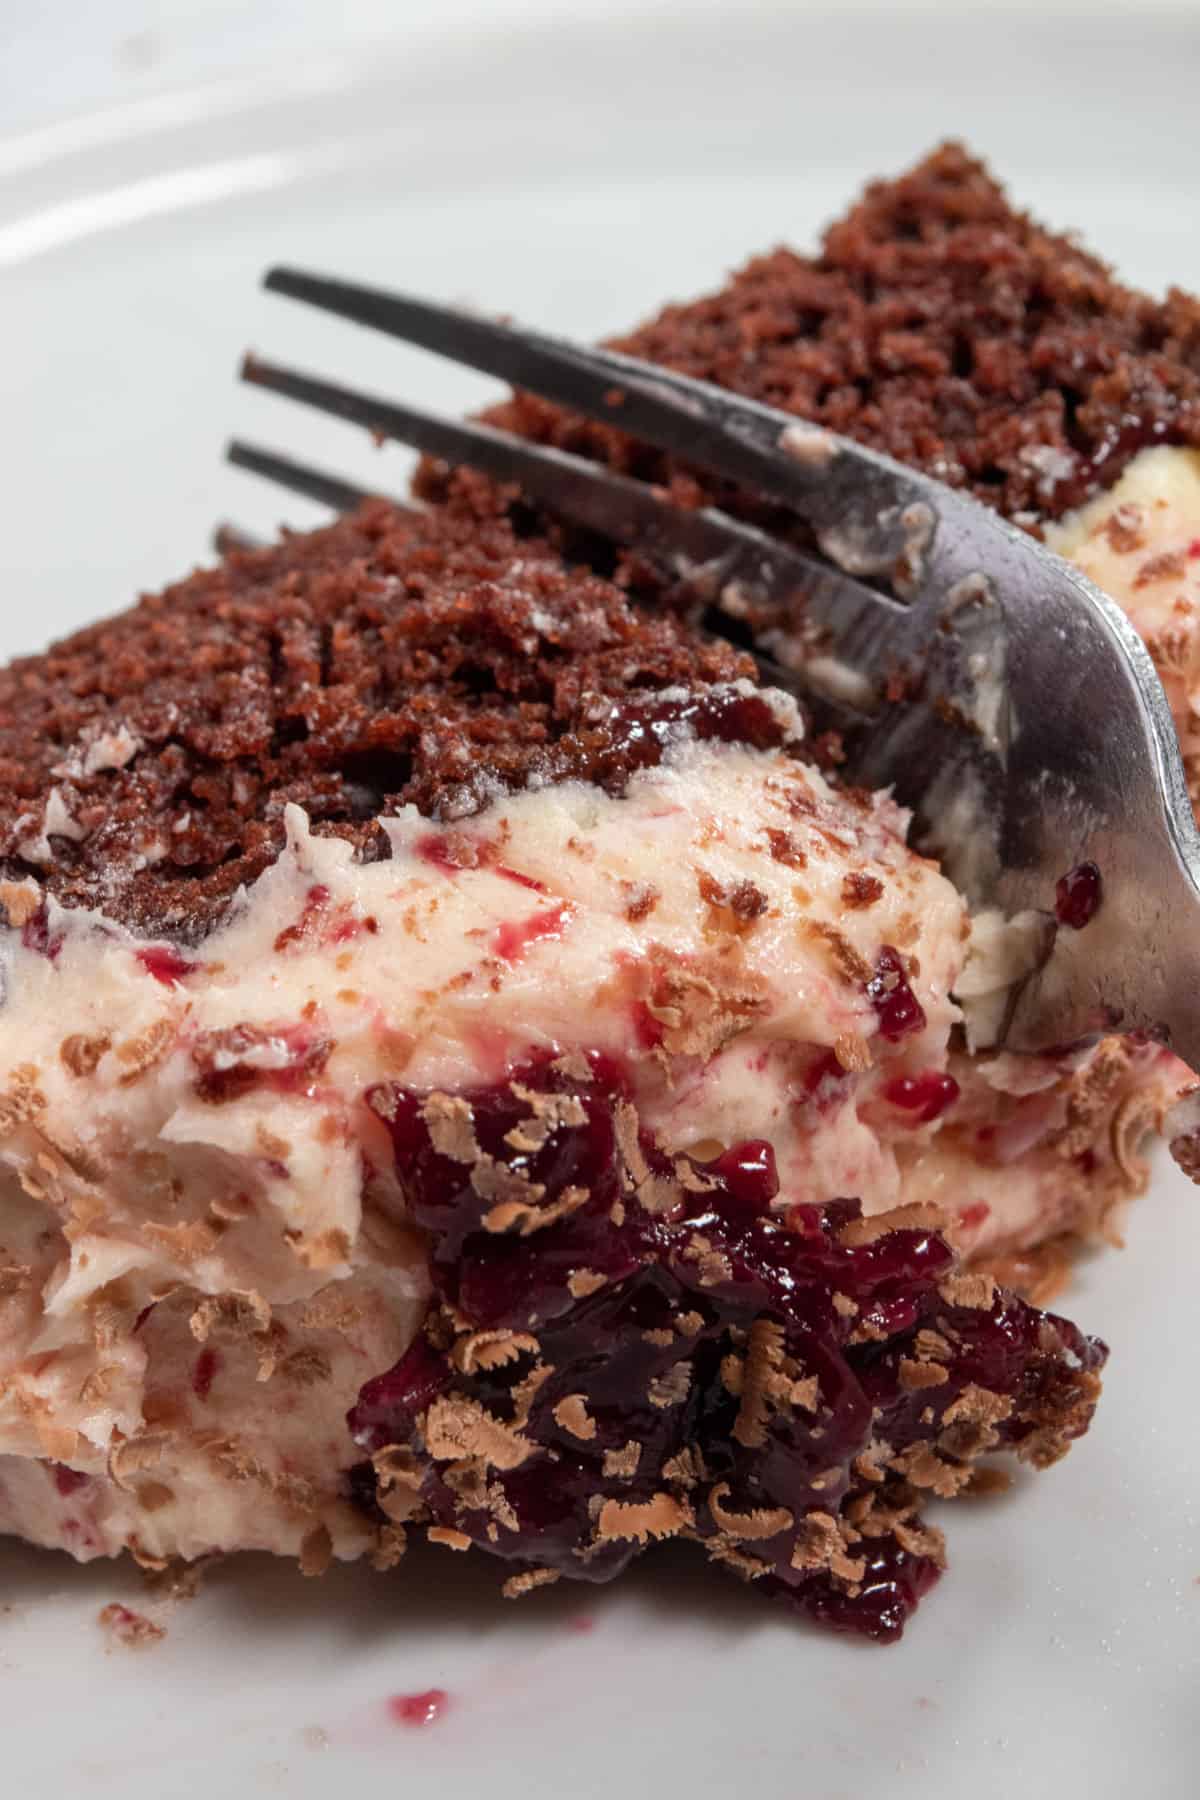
(2, 6, 1199, 1795)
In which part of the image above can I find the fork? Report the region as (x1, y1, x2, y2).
(228, 268, 1200, 1073)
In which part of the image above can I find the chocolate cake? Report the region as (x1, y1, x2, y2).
(421, 141, 1200, 525)
(0, 144, 1191, 1644)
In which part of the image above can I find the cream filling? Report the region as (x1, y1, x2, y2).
(955, 908, 1052, 1053)
(4, 455, 1199, 1574)
(1047, 446, 1200, 775)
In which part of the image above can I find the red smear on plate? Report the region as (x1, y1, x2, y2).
(388, 1689, 450, 1729)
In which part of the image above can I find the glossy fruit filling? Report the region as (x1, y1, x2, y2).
(1055, 862, 1103, 930)
(349, 1052, 1104, 1643)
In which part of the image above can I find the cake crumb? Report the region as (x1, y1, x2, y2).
(97, 1603, 165, 1649)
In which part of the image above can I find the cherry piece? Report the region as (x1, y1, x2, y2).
(1055, 863, 1102, 930)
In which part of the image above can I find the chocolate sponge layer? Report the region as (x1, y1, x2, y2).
(0, 504, 750, 940)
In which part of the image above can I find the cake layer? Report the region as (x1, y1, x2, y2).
(0, 505, 750, 942)
(1, 144, 1190, 1635)
(0, 670, 1169, 1582)
(0, 705, 991, 1562)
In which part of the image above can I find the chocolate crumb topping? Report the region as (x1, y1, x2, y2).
(0, 505, 755, 941)
(422, 142, 1200, 530)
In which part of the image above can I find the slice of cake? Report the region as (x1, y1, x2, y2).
(0, 501, 1108, 1641)
(1, 144, 1188, 1643)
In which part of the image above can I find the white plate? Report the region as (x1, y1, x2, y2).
(3, 7, 1200, 1797)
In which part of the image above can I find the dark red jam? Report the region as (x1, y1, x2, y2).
(803, 1048, 847, 1097)
(20, 902, 64, 961)
(867, 947, 927, 1041)
(51, 1464, 89, 1497)
(1055, 863, 1102, 930)
(416, 835, 463, 876)
(607, 686, 791, 760)
(136, 944, 195, 985)
(192, 1347, 220, 1401)
(348, 1053, 1104, 1644)
(492, 903, 572, 965)
(883, 1072, 960, 1124)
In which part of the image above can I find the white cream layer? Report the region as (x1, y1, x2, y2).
(1048, 446, 1200, 774)
(0, 713, 1179, 1566)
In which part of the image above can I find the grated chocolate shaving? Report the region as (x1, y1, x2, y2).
(421, 1092, 481, 1163)
(483, 1183, 589, 1237)
(647, 1361, 692, 1409)
(501, 1566, 562, 1599)
(707, 1481, 792, 1542)
(451, 1328, 540, 1375)
(423, 1395, 536, 1471)
(789, 1511, 866, 1586)
(115, 1017, 176, 1087)
(838, 1202, 944, 1249)
(937, 1271, 997, 1311)
(804, 922, 873, 987)
(566, 1268, 608, 1299)
(59, 1032, 112, 1078)
(595, 1494, 693, 1545)
(732, 1317, 786, 1449)
(602, 1441, 642, 1479)
(899, 1358, 950, 1391)
(552, 1394, 597, 1441)
(428, 1525, 473, 1551)
(370, 1524, 408, 1570)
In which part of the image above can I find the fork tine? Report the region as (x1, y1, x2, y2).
(242, 351, 803, 578)
(262, 267, 858, 512)
(237, 349, 903, 702)
(226, 451, 858, 720)
(226, 438, 380, 512)
(237, 354, 905, 718)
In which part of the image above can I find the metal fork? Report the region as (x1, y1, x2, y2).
(229, 267, 1200, 1072)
